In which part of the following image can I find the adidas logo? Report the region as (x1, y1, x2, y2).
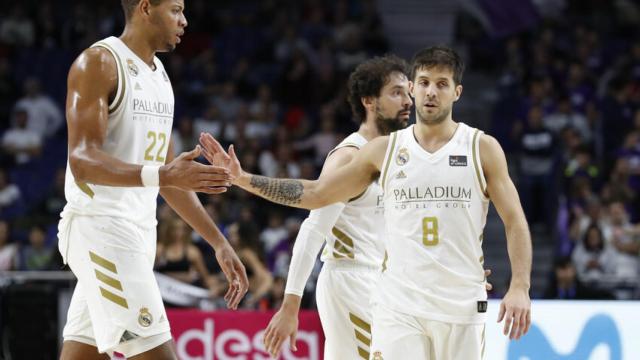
(396, 170, 406, 179)
(134, 82, 142, 90)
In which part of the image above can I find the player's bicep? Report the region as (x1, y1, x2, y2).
(66, 48, 117, 153)
(480, 135, 525, 224)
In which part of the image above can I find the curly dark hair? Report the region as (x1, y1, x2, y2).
(410, 46, 465, 85)
(347, 55, 408, 124)
(121, 0, 164, 20)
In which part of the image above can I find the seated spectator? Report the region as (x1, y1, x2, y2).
(543, 256, 613, 299)
(572, 224, 616, 287)
(227, 221, 273, 309)
(1, 108, 42, 164)
(0, 220, 16, 270)
(36, 167, 66, 225)
(543, 95, 590, 142)
(17, 225, 54, 270)
(606, 201, 640, 298)
(155, 217, 225, 298)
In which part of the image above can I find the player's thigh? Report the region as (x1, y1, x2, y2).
(60, 340, 109, 360)
(370, 305, 430, 359)
(126, 338, 176, 360)
(429, 321, 485, 360)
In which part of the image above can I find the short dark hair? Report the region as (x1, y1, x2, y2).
(347, 55, 408, 123)
(410, 46, 465, 85)
(121, 0, 163, 21)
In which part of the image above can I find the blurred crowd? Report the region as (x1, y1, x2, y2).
(1, 0, 640, 310)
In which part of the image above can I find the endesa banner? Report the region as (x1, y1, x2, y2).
(167, 309, 324, 360)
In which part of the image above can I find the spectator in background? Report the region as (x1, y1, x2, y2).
(212, 81, 243, 122)
(606, 201, 640, 298)
(171, 116, 198, 155)
(0, 4, 35, 47)
(518, 105, 557, 232)
(155, 217, 225, 298)
(543, 95, 590, 142)
(544, 256, 613, 299)
(0, 168, 21, 213)
(294, 106, 340, 166)
(36, 167, 66, 225)
(13, 77, 63, 138)
(228, 221, 273, 309)
(0, 220, 16, 270)
(572, 224, 616, 288)
(1, 108, 42, 165)
(17, 225, 53, 271)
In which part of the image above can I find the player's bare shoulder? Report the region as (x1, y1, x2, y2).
(67, 46, 118, 97)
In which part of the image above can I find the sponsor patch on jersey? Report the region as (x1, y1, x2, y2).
(127, 59, 139, 77)
(138, 307, 153, 327)
(449, 155, 467, 166)
(396, 148, 410, 166)
(477, 300, 488, 313)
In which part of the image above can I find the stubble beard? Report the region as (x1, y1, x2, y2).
(375, 109, 409, 135)
(416, 105, 450, 125)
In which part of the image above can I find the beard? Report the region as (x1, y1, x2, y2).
(375, 107, 410, 135)
(416, 104, 451, 125)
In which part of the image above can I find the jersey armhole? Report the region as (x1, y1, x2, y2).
(92, 42, 126, 115)
(471, 130, 489, 200)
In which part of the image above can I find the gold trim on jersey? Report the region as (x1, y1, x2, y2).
(89, 251, 117, 273)
(381, 250, 388, 272)
(94, 42, 127, 114)
(75, 181, 95, 198)
(350, 312, 372, 359)
(349, 188, 368, 202)
(472, 130, 488, 197)
(100, 286, 129, 309)
(327, 143, 361, 158)
(479, 255, 484, 264)
(381, 132, 398, 191)
(332, 227, 355, 259)
(94, 269, 123, 291)
(481, 324, 486, 359)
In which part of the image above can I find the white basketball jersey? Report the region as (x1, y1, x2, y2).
(320, 132, 386, 268)
(62, 36, 174, 229)
(374, 123, 490, 324)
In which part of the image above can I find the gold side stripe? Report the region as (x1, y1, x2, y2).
(332, 227, 355, 259)
(357, 347, 369, 360)
(479, 233, 484, 243)
(472, 130, 488, 197)
(333, 250, 347, 259)
(95, 269, 123, 291)
(349, 188, 368, 202)
(94, 42, 126, 114)
(89, 251, 117, 273)
(100, 287, 128, 309)
(355, 329, 371, 346)
(349, 312, 371, 333)
(332, 227, 354, 248)
(381, 250, 388, 272)
(481, 324, 486, 359)
(75, 181, 95, 198)
(381, 132, 398, 190)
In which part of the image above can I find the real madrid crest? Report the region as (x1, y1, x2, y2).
(138, 307, 153, 327)
(372, 350, 384, 360)
(127, 59, 139, 77)
(396, 148, 409, 166)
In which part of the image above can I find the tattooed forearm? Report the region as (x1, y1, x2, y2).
(249, 175, 304, 205)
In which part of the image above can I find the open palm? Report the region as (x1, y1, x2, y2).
(199, 133, 242, 179)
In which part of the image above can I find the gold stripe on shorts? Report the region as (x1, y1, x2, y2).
(100, 287, 129, 309)
(89, 251, 117, 273)
(94, 269, 123, 291)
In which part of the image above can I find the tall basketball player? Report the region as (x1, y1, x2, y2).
(58, 1, 248, 359)
(201, 46, 532, 359)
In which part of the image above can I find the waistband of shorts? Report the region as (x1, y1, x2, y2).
(322, 260, 380, 272)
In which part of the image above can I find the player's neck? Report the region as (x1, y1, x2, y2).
(120, 26, 156, 67)
(357, 118, 381, 141)
(413, 119, 458, 150)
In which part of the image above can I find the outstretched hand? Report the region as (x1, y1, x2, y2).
(161, 145, 231, 194)
(199, 133, 243, 181)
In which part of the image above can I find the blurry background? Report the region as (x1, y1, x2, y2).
(0, 0, 639, 358)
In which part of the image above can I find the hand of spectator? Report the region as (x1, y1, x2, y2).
(199, 132, 243, 182)
(160, 145, 231, 194)
(498, 286, 531, 340)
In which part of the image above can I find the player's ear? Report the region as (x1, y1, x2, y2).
(361, 96, 375, 112)
(454, 84, 463, 102)
(409, 81, 414, 98)
(139, 0, 152, 17)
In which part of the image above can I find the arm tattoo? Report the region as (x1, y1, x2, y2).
(249, 175, 303, 205)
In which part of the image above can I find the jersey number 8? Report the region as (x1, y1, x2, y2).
(422, 217, 439, 246)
